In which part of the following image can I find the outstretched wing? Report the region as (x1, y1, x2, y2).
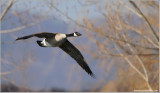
(16, 32, 55, 40)
(59, 40, 94, 77)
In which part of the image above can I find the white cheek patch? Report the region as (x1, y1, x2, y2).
(74, 33, 77, 37)
(55, 34, 66, 41)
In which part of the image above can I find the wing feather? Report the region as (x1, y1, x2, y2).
(59, 40, 94, 77)
(16, 32, 55, 40)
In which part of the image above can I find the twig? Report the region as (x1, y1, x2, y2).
(122, 32, 152, 90)
(51, 3, 158, 50)
(119, 0, 142, 17)
(129, 1, 159, 42)
(116, 14, 153, 90)
(0, 0, 16, 21)
(121, 23, 158, 48)
(114, 44, 146, 80)
(1, 21, 39, 33)
(0, 9, 51, 34)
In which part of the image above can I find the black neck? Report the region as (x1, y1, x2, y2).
(66, 33, 74, 37)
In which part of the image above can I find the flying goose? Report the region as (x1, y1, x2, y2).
(16, 32, 95, 77)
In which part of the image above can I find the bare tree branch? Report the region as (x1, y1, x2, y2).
(121, 31, 153, 90)
(119, 0, 142, 17)
(116, 15, 153, 90)
(121, 23, 159, 48)
(0, 0, 16, 21)
(0, 9, 51, 34)
(50, 3, 158, 50)
(114, 44, 146, 80)
(129, 1, 159, 42)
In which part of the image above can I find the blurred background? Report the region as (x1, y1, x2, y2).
(1, 0, 159, 92)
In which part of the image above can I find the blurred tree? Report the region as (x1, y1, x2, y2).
(1, 0, 159, 92)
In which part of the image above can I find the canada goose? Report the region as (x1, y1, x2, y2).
(16, 32, 95, 77)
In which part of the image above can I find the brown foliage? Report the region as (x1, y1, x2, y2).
(1, 0, 159, 92)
